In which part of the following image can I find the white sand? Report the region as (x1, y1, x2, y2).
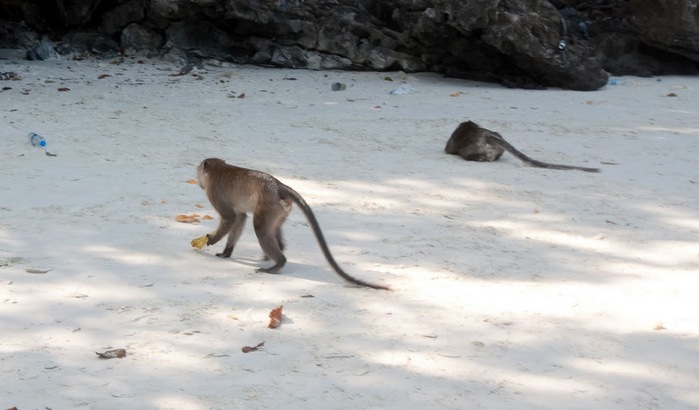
(1, 56, 698, 409)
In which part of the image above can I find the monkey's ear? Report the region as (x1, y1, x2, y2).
(202, 160, 209, 170)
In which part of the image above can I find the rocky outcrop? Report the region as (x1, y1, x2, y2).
(627, 0, 699, 61)
(0, 0, 697, 90)
(564, 0, 699, 77)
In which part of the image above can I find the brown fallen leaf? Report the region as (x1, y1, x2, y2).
(26, 268, 51, 274)
(242, 342, 264, 353)
(176, 214, 200, 223)
(667, 93, 678, 97)
(268, 305, 283, 329)
(202, 214, 214, 220)
(96, 348, 127, 359)
(194, 203, 204, 208)
(98, 74, 112, 79)
(185, 179, 198, 184)
(57, 87, 70, 92)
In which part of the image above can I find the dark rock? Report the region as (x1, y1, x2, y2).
(53, 0, 94, 26)
(0, 20, 38, 49)
(563, 0, 698, 77)
(165, 20, 238, 61)
(626, 0, 699, 62)
(26, 37, 59, 60)
(250, 41, 352, 69)
(101, 0, 146, 36)
(121, 23, 162, 56)
(0, 0, 697, 90)
(480, 0, 607, 90)
(57, 32, 119, 59)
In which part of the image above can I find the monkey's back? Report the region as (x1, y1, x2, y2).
(445, 121, 505, 162)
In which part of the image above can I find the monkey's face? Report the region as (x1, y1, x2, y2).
(197, 162, 208, 190)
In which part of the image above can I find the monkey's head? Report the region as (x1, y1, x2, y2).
(458, 121, 479, 132)
(197, 158, 226, 189)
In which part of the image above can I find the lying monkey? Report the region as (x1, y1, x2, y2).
(445, 121, 600, 172)
(192, 158, 390, 290)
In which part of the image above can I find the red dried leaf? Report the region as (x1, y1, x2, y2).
(57, 87, 70, 92)
(96, 348, 127, 359)
(268, 305, 283, 329)
(242, 341, 264, 353)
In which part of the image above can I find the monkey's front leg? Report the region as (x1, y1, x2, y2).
(216, 213, 247, 258)
(203, 218, 233, 257)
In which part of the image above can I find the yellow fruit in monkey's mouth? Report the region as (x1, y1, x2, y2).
(191, 235, 208, 249)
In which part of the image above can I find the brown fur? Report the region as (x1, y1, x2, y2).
(445, 121, 600, 172)
(196, 158, 390, 290)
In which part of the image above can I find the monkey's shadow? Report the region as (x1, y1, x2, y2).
(198, 251, 348, 287)
(196, 251, 269, 269)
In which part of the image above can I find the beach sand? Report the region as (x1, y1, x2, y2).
(1, 56, 698, 409)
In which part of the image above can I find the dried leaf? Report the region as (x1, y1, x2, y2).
(176, 214, 200, 223)
(194, 203, 204, 208)
(268, 305, 283, 329)
(98, 74, 112, 79)
(96, 348, 127, 359)
(57, 87, 70, 92)
(667, 93, 678, 97)
(26, 268, 51, 274)
(202, 214, 214, 220)
(450, 92, 459, 97)
(653, 322, 666, 331)
(185, 179, 198, 184)
(242, 342, 264, 353)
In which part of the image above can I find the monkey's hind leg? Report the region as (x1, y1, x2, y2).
(253, 202, 290, 273)
(262, 226, 285, 261)
(216, 213, 248, 258)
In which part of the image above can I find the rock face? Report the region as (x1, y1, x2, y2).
(0, 0, 697, 90)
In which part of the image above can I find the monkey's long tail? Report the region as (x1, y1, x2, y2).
(500, 139, 600, 173)
(283, 186, 391, 290)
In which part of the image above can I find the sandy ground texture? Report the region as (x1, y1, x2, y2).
(1, 55, 698, 409)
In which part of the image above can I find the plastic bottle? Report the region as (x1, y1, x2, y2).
(28, 132, 46, 147)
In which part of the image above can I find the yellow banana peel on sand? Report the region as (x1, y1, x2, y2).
(191, 235, 208, 249)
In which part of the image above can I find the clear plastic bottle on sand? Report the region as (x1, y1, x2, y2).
(28, 132, 46, 147)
